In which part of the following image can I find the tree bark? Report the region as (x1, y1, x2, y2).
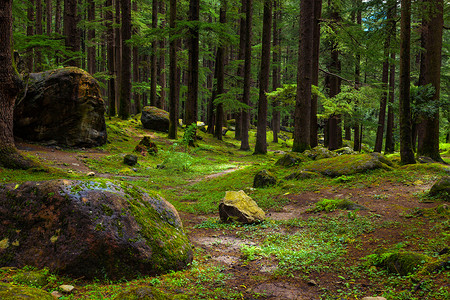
(271, 0, 281, 144)
(168, 0, 178, 139)
(157, 1, 166, 109)
(235, 0, 246, 141)
(119, 0, 132, 120)
(416, 0, 444, 162)
(35, 0, 43, 71)
(26, 0, 35, 72)
(132, 1, 141, 114)
(293, 0, 315, 152)
(106, 0, 116, 116)
(254, 0, 272, 154)
(45, 0, 52, 35)
(150, 0, 158, 107)
(240, 0, 252, 150)
(399, 0, 415, 164)
(64, 0, 81, 67)
(185, 0, 200, 129)
(87, 0, 96, 74)
(0, 0, 37, 169)
(310, 0, 322, 148)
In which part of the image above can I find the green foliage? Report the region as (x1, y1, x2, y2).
(181, 123, 198, 147)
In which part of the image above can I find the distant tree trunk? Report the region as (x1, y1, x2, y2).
(26, 0, 35, 72)
(132, 1, 141, 114)
(293, 0, 315, 152)
(87, 0, 96, 74)
(119, 0, 132, 120)
(0, 0, 36, 169)
(114, 0, 121, 108)
(45, 0, 52, 35)
(55, 0, 61, 34)
(399, 0, 415, 164)
(185, 0, 200, 129)
(385, 51, 396, 154)
(150, 0, 158, 107)
(235, 1, 246, 141)
(416, 0, 444, 162)
(310, 0, 322, 147)
(240, 0, 252, 150)
(106, 0, 116, 116)
(168, 0, 178, 139)
(271, 0, 281, 144)
(35, 0, 43, 71)
(353, 0, 362, 152)
(157, 2, 166, 109)
(64, 0, 80, 67)
(213, 4, 227, 141)
(254, 0, 272, 154)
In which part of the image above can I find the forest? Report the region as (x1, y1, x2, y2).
(0, 0, 449, 299)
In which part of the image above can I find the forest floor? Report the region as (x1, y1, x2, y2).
(2, 118, 449, 300)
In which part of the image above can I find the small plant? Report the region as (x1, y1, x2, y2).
(182, 123, 198, 148)
(309, 198, 356, 212)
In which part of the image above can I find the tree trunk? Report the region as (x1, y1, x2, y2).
(310, 0, 322, 147)
(157, 2, 166, 109)
(119, 0, 132, 120)
(150, 0, 158, 107)
(416, 0, 444, 162)
(106, 0, 116, 116)
(271, 0, 281, 144)
(254, 0, 272, 154)
(45, 0, 52, 35)
(235, 1, 246, 141)
(293, 0, 315, 152)
(26, 0, 35, 72)
(64, 0, 80, 67)
(87, 0, 96, 74)
(35, 0, 43, 71)
(114, 0, 121, 108)
(55, 0, 61, 34)
(240, 0, 252, 150)
(168, 0, 178, 139)
(213, 4, 227, 141)
(0, 0, 37, 169)
(185, 0, 200, 128)
(132, 1, 141, 114)
(399, 0, 415, 164)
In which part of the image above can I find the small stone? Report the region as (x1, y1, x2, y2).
(59, 285, 74, 293)
(307, 280, 317, 286)
(87, 172, 95, 176)
(51, 291, 63, 299)
(55, 146, 61, 150)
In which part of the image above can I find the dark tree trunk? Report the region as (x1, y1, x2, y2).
(106, 0, 116, 116)
(310, 0, 322, 147)
(0, 0, 37, 169)
(213, 4, 227, 140)
(271, 0, 281, 144)
(185, 0, 200, 128)
(35, 0, 43, 71)
(114, 0, 121, 107)
(157, 2, 166, 109)
(45, 0, 52, 35)
(254, 0, 272, 154)
(385, 52, 396, 154)
(416, 0, 444, 162)
(293, 0, 314, 152)
(64, 0, 80, 67)
(235, 0, 246, 141)
(150, 0, 158, 107)
(399, 0, 415, 164)
(87, 0, 96, 74)
(55, 0, 61, 34)
(353, 0, 362, 152)
(240, 0, 252, 150)
(132, 1, 141, 114)
(119, 0, 132, 120)
(26, 0, 35, 72)
(168, 0, 178, 139)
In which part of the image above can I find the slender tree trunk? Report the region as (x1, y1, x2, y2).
(35, 0, 43, 71)
(150, 0, 158, 107)
(235, 1, 246, 141)
(114, 0, 121, 109)
(55, 0, 61, 34)
(45, 0, 52, 35)
(293, 0, 315, 152)
(157, 1, 166, 109)
(254, 0, 272, 154)
(119, 0, 132, 120)
(310, 0, 322, 147)
(168, 0, 178, 139)
(26, 0, 35, 72)
(272, 0, 281, 143)
(64, 0, 80, 67)
(385, 51, 396, 154)
(240, 0, 252, 150)
(87, 0, 96, 74)
(399, 0, 415, 164)
(185, 0, 200, 128)
(106, 0, 116, 116)
(214, 4, 227, 140)
(132, 1, 141, 114)
(416, 0, 444, 162)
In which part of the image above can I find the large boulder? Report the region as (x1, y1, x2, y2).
(429, 176, 450, 201)
(253, 170, 277, 188)
(303, 153, 393, 177)
(141, 106, 170, 132)
(14, 67, 107, 147)
(219, 191, 265, 224)
(0, 180, 193, 279)
(303, 146, 338, 160)
(275, 153, 309, 167)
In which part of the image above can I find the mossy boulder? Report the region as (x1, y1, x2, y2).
(219, 190, 266, 224)
(141, 106, 170, 132)
(275, 153, 309, 167)
(13, 271, 48, 287)
(124, 154, 138, 166)
(429, 176, 450, 201)
(0, 283, 52, 299)
(303, 146, 338, 160)
(334, 147, 356, 155)
(0, 180, 193, 279)
(134, 136, 158, 156)
(379, 251, 431, 276)
(303, 153, 393, 177)
(114, 286, 172, 300)
(14, 67, 107, 147)
(253, 170, 277, 188)
(284, 171, 321, 180)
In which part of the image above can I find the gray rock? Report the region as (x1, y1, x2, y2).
(219, 190, 265, 224)
(284, 171, 320, 180)
(59, 285, 74, 293)
(14, 67, 107, 147)
(0, 180, 193, 279)
(253, 170, 277, 188)
(124, 154, 138, 166)
(141, 106, 170, 132)
(429, 176, 450, 201)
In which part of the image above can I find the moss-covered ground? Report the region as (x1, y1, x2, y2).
(0, 117, 449, 299)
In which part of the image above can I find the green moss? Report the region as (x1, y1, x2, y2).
(0, 283, 53, 299)
(113, 286, 172, 300)
(308, 198, 366, 212)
